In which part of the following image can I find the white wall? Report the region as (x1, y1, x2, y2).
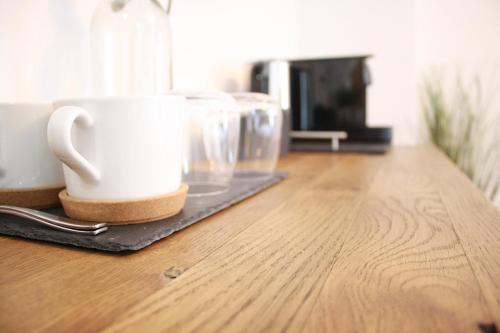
(415, 0, 500, 73)
(171, 0, 299, 91)
(295, 0, 417, 143)
(0, 0, 299, 98)
(414, 0, 500, 115)
(1, 0, 499, 144)
(0, 0, 92, 101)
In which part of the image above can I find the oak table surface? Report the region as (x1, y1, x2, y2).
(1, 146, 499, 333)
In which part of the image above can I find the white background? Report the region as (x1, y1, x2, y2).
(1, 0, 499, 144)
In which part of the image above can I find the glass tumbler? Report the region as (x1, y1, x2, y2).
(177, 92, 240, 197)
(232, 93, 283, 179)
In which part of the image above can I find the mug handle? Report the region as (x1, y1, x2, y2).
(47, 106, 100, 182)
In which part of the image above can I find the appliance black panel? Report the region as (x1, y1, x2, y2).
(249, 56, 391, 153)
(290, 56, 370, 131)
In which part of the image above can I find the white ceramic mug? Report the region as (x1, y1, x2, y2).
(0, 103, 64, 189)
(47, 96, 185, 200)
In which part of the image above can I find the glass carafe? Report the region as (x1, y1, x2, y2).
(91, 0, 172, 96)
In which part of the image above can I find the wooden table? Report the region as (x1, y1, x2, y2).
(1, 147, 499, 333)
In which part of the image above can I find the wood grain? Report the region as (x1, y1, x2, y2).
(302, 147, 495, 333)
(102, 154, 385, 333)
(420, 147, 500, 323)
(0, 153, 338, 332)
(0, 147, 499, 333)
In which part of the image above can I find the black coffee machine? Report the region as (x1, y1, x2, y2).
(251, 56, 392, 153)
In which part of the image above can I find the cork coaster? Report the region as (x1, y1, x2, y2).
(0, 185, 64, 209)
(59, 183, 189, 224)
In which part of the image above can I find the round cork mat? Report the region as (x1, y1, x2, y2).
(0, 185, 64, 209)
(59, 183, 188, 224)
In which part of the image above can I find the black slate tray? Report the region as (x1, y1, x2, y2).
(0, 172, 286, 252)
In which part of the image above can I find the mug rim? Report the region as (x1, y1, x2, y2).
(0, 102, 52, 108)
(53, 95, 185, 105)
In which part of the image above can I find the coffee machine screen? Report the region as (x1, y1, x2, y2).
(290, 56, 371, 131)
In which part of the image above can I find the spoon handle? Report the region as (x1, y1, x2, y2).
(0, 205, 108, 235)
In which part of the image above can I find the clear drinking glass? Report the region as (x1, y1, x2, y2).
(232, 93, 283, 179)
(175, 92, 240, 197)
(91, 0, 172, 96)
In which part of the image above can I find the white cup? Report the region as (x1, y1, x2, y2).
(0, 103, 64, 189)
(47, 96, 185, 200)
